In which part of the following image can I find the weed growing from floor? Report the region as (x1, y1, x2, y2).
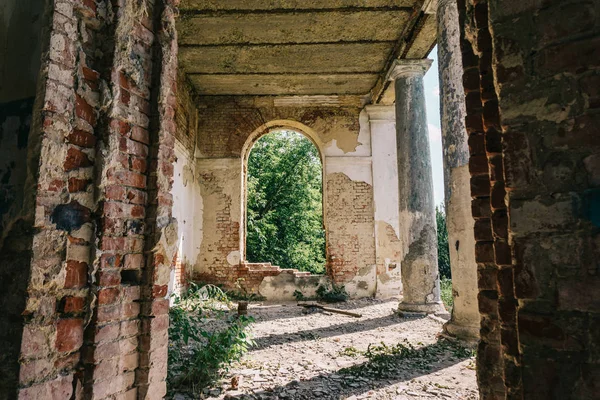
(339, 339, 474, 380)
(167, 283, 255, 395)
(316, 283, 349, 302)
(339, 346, 362, 357)
(293, 283, 349, 302)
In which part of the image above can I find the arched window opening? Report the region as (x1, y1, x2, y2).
(245, 130, 326, 274)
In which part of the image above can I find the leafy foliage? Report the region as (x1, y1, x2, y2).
(293, 289, 307, 301)
(339, 339, 475, 379)
(293, 283, 349, 302)
(440, 277, 454, 310)
(315, 283, 349, 303)
(436, 205, 451, 279)
(246, 131, 326, 274)
(167, 283, 255, 394)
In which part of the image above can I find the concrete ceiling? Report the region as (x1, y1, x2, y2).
(178, 0, 436, 98)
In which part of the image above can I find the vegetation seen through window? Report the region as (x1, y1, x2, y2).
(246, 131, 326, 274)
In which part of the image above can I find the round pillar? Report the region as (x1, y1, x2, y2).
(437, 0, 480, 340)
(393, 59, 446, 314)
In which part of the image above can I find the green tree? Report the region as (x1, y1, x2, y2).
(436, 205, 451, 279)
(246, 131, 326, 274)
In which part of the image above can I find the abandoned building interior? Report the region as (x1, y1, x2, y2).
(0, 0, 598, 399)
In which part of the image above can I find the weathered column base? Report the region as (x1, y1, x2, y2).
(443, 320, 480, 342)
(434, 0, 481, 342)
(398, 301, 447, 315)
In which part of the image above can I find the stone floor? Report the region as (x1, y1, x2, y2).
(183, 298, 479, 400)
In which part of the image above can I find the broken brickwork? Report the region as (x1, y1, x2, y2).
(459, 0, 600, 398)
(169, 73, 199, 295)
(3, 1, 599, 399)
(0, 0, 179, 398)
(327, 173, 376, 285)
(186, 96, 378, 296)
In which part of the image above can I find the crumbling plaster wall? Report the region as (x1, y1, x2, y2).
(366, 105, 403, 298)
(191, 96, 384, 297)
(171, 74, 202, 294)
(1, 0, 181, 398)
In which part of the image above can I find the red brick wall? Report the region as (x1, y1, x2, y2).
(460, 0, 600, 398)
(7, 0, 180, 398)
(15, 0, 102, 396)
(191, 97, 371, 293)
(195, 97, 362, 158)
(327, 174, 376, 284)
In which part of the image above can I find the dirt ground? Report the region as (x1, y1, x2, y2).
(184, 298, 479, 400)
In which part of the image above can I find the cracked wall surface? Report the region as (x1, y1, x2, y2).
(6, 1, 598, 399)
(183, 96, 387, 297)
(171, 73, 201, 294)
(459, 0, 600, 398)
(0, 0, 180, 398)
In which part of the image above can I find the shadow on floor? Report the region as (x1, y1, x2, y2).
(226, 339, 475, 400)
(247, 298, 401, 324)
(252, 313, 423, 349)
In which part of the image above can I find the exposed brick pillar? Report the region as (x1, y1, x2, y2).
(82, 0, 154, 397)
(16, 0, 106, 397)
(458, 0, 511, 397)
(9, 0, 179, 399)
(136, 0, 179, 397)
(79, 0, 178, 398)
(460, 0, 600, 398)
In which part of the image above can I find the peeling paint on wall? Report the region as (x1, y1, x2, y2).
(186, 96, 410, 298)
(171, 141, 203, 294)
(327, 172, 376, 292)
(196, 158, 241, 277)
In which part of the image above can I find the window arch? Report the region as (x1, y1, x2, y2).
(240, 121, 328, 274)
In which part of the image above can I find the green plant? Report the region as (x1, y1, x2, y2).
(316, 283, 349, 303)
(453, 344, 476, 359)
(293, 290, 306, 301)
(339, 339, 474, 379)
(440, 277, 454, 311)
(436, 205, 451, 279)
(246, 131, 326, 274)
(339, 346, 360, 357)
(167, 283, 255, 394)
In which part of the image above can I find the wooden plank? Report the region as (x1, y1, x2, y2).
(298, 303, 363, 318)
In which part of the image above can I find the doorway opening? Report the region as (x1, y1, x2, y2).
(245, 130, 326, 274)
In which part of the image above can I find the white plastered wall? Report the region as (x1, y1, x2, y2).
(366, 105, 403, 298)
(169, 140, 203, 295)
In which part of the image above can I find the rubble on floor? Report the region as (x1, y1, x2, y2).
(171, 298, 478, 400)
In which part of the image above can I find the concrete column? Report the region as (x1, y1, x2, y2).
(392, 59, 445, 314)
(437, 0, 480, 340)
(366, 105, 403, 298)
